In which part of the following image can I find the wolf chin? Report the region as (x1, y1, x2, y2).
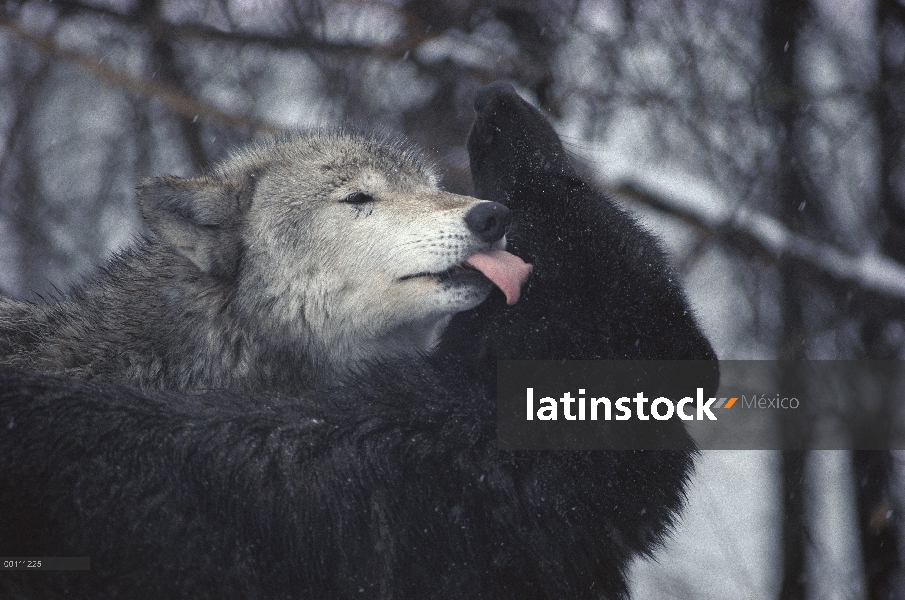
(0, 131, 526, 391)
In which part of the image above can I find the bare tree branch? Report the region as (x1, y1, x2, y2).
(45, 0, 408, 56)
(612, 179, 905, 301)
(0, 19, 282, 135)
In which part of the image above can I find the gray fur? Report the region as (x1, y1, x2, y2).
(0, 130, 503, 391)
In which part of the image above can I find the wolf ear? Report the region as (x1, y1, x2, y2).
(138, 172, 258, 279)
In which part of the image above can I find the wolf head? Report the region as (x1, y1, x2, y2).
(138, 130, 530, 385)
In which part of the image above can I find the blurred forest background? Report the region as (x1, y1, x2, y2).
(1, 0, 904, 597)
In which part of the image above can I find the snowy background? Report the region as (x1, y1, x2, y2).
(1, 0, 903, 597)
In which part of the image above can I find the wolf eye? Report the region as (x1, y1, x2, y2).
(342, 192, 375, 205)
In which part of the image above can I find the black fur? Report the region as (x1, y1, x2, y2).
(445, 81, 718, 366)
(0, 83, 716, 599)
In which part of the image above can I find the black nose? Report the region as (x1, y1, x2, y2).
(465, 201, 511, 243)
(474, 81, 517, 113)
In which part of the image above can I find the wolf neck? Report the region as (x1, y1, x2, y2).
(21, 241, 327, 392)
(309, 314, 451, 385)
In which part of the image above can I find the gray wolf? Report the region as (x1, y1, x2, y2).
(0, 130, 531, 391)
(0, 84, 715, 599)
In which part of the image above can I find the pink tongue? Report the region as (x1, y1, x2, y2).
(464, 250, 533, 305)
